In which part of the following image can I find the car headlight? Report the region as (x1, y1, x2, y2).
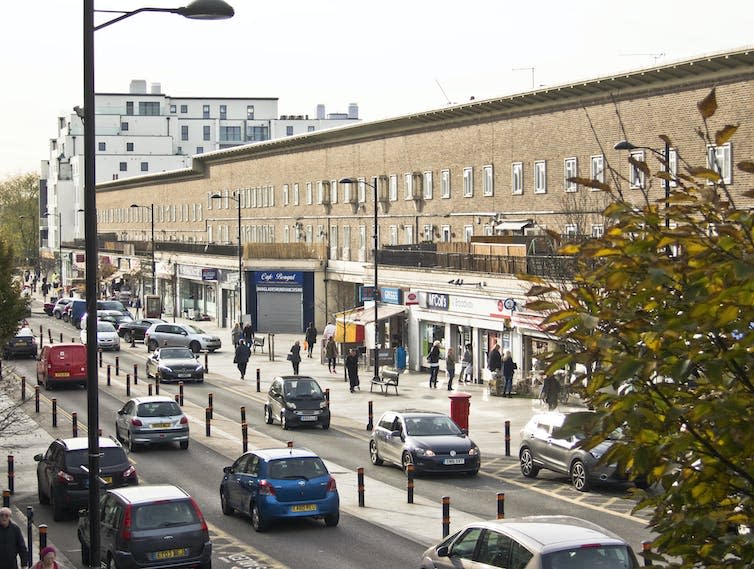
(414, 448, 435, 457)
(194, 363, 204, 372)
(319, 400, 328, 409)
(159, 365, 173, 373)
(285, 401, 297, 410)
(468, 447, 479, 456)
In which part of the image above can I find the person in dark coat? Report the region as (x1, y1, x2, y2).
(487, 343, 502, 381)
(345, 348, 359, 393)
(231, 322, 242, 348)
(0, 506, 28, 569)
(325, 337, 338, 373)
(233, 339, 252, 380)
(304, 322, 317, 358)
(542, 374, 561, 410)
(242, 323, 254, 344)
(427, 340, 441, 388)
(289, 340, 302, 374)
(501, 350, 518, 398)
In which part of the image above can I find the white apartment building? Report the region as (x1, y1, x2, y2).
(39, 79, 359, 273)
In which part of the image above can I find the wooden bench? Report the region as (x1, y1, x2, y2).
(370, 367, 400, 395)
(251, 336, 265, 353)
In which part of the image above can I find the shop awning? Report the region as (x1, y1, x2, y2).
(495, 220, 533, 231)
(336, 304, 407, 325)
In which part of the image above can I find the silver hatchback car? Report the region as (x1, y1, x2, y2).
(115, 396, 189, 452)
(144, 322, 221, 353)
(421, 515, 640, 569)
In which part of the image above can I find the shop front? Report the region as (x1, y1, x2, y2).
(177, 265, 219, 321)
(251, 270, 313, 333)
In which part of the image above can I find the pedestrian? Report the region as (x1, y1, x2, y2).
(288, 340, 302, 374)
(322, 321, 336, 340)
(427, 340, 441, 388)
(304, 322, 317, 358)
(446, 346, 457, 391)
(231, 322, 242, 348)
(233, 338, 252, 380)
(502, 350, 518, 397)
(325, 337, 338, 373)
(33, 546, 59, 569)
(133, 296, 142, 318)
(0, 506, 29, 569)
(542, 373, 561, 410)
(345, 348, 360, 393)
(395, 343, 407, 373)
(242, 322, 253, 344)
(487, 343, 502, 389)
(461, 343, 473, 383)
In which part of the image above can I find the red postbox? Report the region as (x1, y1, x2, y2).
(448, 392, 472, 432)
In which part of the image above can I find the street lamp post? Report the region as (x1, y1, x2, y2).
(82, 2, 233, 566)
(340, 177, 381, 384)
(130, 203, 156, 294)
(210, 192, 243, 324)
(43, 210, 63, 284)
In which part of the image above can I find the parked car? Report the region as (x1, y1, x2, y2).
(80, 320, 121, 351)
(95, 309, 133, 328)
(43, 296, 59, 316)
(3, 326, 37, 359)
(36, 343, 87, 389)
(220, 447, 340, 532)
(67, 299, 88, 328)
(35, 436, 137, 521)
(146, 347, 205, 382)
(52, 297, 72, 319)
(77, 484, 211, 569)
(263, 376, 330, 430)
(369, 410, 480, 475)
(115, 395, 190, 452)
(117, 318, 166, 343)
(420, 515, 640, 569)
(144, 322, 221, 353)
(519, 411, 630, 492)
(97, 299, 129, 315)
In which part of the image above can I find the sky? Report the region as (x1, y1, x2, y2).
(1, 0, 752, 179)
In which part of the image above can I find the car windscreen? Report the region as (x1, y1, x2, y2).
(284, 379, 324, 398)
(133, 500, 198, 530)
(137, 401, 183, 417)
(160, 348, 194, 359)
(65, 447, 127, 468)
(405, 416, 463, 436)
(99, 301, 125, 311)
(186, 325, 205, 334)
(97, 322, 117, 332)
(267, 457, 328, 480)
(543, 545, 637, 569)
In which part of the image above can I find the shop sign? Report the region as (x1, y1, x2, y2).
(201, 268, 218, 281)
(405, 291, 419, 305)
(427, 292, 449, 310)
(360, 286, 376, 302)
(255, 271, 303, 285)
(380, 287, 402, 305)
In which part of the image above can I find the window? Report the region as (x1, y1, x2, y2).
(180, 104, 188, 114)
(196, 146, 204, 154)
(219, 104, 227, 119)
(98, 142, 106, 152)
(247, 125, 269, 141)
(140, 162, 148, 172)
(126, 101, 134, 115)
(358, 178, 367, 203)
(139, 101, 159, 115)
(119, 162, 127, 172)
(170, 104, 176, 114)
(121, 122, 129, 131)
(307, 125, 315, 132)
(590, 154, 604, 185)
(181, 125, 189, 141)
(286, 126, 294, 136)
(247, 105, 254, 119)
(342, 225, 350, 260)
(126, 142, 134, 152)
(202, 105, 210, 119)
(283, 184, 289, 205)
(441, 225, 451, 242)
(423, 171, 433, 199)
(534, 160, 547, 193)
(389, 226, 398, 246)
(422, 224, 433, 242)
(203, 125, 211, 141)
(293, 183, 300, 205)
(667, 147, 678, 187)
(512, 162, 523, 194)
(564, 157, 578, 192)
(330, 179, 338, 203)
(464, 225, 473, 242)
(629, 150, 645, 188)
(463, 167, 473, 197)
(707, 143, 732, 184)
(564, 223, 578, 236)
(220, 126, 241, 141)
(403, 224, 414, 245)
(482, 165, 494, 196)
(404, 173, 413, 200)
(306, 182, 313, 205)
(591, 224, 604, 238)
(389, 175, 398, 201)
(437, 169, 449, 198)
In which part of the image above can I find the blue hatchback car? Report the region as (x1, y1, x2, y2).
(219, 447, 340, 532)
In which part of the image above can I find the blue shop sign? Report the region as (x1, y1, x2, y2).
(255, 271, 304, 285)
(201, 268, 218, 281)
(380, 287, 402, 305)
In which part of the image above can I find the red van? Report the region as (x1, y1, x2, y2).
(37, 343, 88, 389)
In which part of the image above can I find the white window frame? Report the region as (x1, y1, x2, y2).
(358, 178, 366, 203)
(404, 173, 413, 200)
(511, 162, 523, 195)
(389, 225, 398, 246)
(564, 224, 578, 236)
(591, 224, 604, 238)
(293, 183, 300, 205)
(534, 160, 547, 194)
(441, 169, 451, 198)
(330, 179, 338, 204)
(330, 225, 338, 258)
(629, 150, 645, 189)
(306, 182, 313, 205)
(441, 225, 452, 242)
(667, 148, 678, 188)
(482, 165, 494, 197)
(463, 167, 473, 197)
(423, 224, 433, 242)
(423, 171, 433, 199)
(707, 143, 732, 184)
(389, 175, 398, 201)
(463, 225, 473, 242)
(564, 157, 578, 192)
(403, 224, 414, 245)
(342, 225, 350, 260)
(590, 155, 604, 186)
(316, 181, 324, 204)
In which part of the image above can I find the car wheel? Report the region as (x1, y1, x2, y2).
(44, 377, 52, 391)
(55, 312, 61, 320)
(124, 331, 133, 344)
(570, 459, 591, 492)
(250, 502, 269, 532)
(369, 440, 384, 466)
(321, 421, 330, 430)
(401, 451, 414, 472)
(180, 440, 189, 450)
(147, 339, 158, 352)
(324, 511, 339, 527)
(189, 341, 201, 354)
(79, 535, 90, 565)
(220, 489, 233, 515)
(264, 405, 273, 425)
(281, 412, 289, 430)
(51, 489, 65, 521)
(127, 433, 139, 453)
(520, 447, 540, 478)
(38, 480, 49, 505)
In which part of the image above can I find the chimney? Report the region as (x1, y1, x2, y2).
(150, 82, 162, 94)
(129, 80, 147, 94)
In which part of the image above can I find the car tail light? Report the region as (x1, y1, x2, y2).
(56, 470, 74, 484)
(258, 480, 276, 496)
(120, 504, 132, 541)
(189, 497, 210, 540)
(130, 418, 143, 426)
(327, 477, 337, 492)
(123, 464, 137, 479)
(180, 416, 188, 425)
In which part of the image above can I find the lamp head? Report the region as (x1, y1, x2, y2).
(210, 193, 222, 199)
(339, 178, 357, 184)
(178, 0, 235, 20)
(613, 140, 637, 151)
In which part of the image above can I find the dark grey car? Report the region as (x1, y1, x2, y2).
(263, 376, 330, 430)
(78, 484, 211, 569)
(146, 347, 204, 382)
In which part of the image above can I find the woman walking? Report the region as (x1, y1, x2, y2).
(427, 340, 441, 388)
(345, 348, 359, 393)
(304, 322, 317, 358)
(501, 350, 517, 397)
(445, 347, 457, 391)
(231, 322, 242, 348)
(325, 336, 338, 374)
(461, 343, 473, 384)
(289, 340, 302, 374)
(233, 338, 251, 380)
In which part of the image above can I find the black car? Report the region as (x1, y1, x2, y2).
(117, 318, 165, 343)
(145, 347, 205, 382)
(263, 376, 330, 430)
(369, 410, 480, 475)
(34, 436, 138, 520)
(3, 327, 37, 359)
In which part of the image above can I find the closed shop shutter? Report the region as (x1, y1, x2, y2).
(256, 291, 302, 333)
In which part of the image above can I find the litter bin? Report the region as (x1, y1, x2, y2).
(448, 392, 471, 433)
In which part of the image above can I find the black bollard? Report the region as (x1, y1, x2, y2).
(148, 383, 153, 396)
(442, 496, 451, 538)
(204, 353, 209, 373)
(20, 376, 26, 402)
(52, 398, 57, 428)
(72, 412, 78, 437)
(240, 406, 246, 424)
(133, 363, 138, 385)
(407, 464, 415, 504)
(504, 420, 511, 457)
(59, 332, 63, 343)
(115, 356, 120, 376)
(155, 379, 160, 395)
(205, 407, 211, 437)
(34, 386, 39, 413)
(241, 422, 248, 453)
(325, 388, 330, 409)
(7, 456, 14, 495)
(99, 349, 103, 368)
(126, 374, 131, 397)
(38, 523, 48, 551)
(497, 492, 505, 519)
(256, 368, 261, 391)
(26, 506, 33, 568)
(366, 400, 374, 431)
(357, 467, 365, 507)
(208, 393, 213, 420)
(179, 382, 184, 406)
(107, 364, 111, 386)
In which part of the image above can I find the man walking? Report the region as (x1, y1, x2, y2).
(0, 507, 28, 569)
(233, 338, 252, 380)
(304, 322, 317, 358)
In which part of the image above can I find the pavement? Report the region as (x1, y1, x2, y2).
(2, 291, 586, 567)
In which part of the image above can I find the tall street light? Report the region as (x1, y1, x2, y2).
(82, 2, 233, 566)
(43, 210, 63, 283)
(210, 192, 243, 324)
(130, 203, 156, 294)
(340, 177, 381, 384)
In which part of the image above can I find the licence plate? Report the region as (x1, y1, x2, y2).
(444, 458, 465, 465)
(291, 504, 317, 512)
(150, 548, 188, 561)
(178, 373, 191, 378)
(300, 416, 317, 422)
(15, 341, 27, 346)
(54, 372, 70, 377)
(152, 422, 171, 428)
